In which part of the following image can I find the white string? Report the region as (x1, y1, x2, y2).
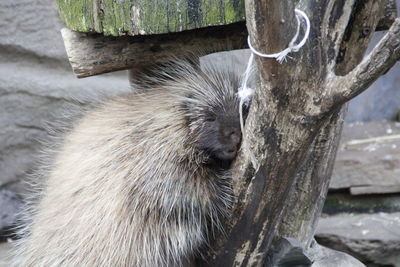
(237, 8, 311, 169)
(247, 9, 311, 64)
(238, 52, 255, 136)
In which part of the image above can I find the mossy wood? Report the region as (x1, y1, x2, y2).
(56, 0, 245, 36)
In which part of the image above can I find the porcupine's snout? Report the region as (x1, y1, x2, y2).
(221, 127, 242, 160)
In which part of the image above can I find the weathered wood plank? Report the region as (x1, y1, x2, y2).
(351, 185, 400, 195)
(323, 192, 400, 214)
(330, 121, 400, 194)
(61, 22, 247, 78)
(56, 0, 245, 36)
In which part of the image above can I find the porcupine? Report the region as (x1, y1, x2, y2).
(11, 57, 250, 267)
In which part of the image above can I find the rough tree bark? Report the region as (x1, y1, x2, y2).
(200, 0, 400, 266)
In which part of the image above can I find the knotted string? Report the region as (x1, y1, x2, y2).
(237, 8, 311, 169)
(247, 9, 311, 64)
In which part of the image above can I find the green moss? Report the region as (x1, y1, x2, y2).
(140, 0, 170, 34)
(225, 0, 245, 23)
(202, 1, 222, 26)
(56, 0, 245, 36)
(56, 0, 94, 32)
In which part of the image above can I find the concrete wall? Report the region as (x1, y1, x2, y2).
(346, 31, 400, 122)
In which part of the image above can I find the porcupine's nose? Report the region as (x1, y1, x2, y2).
(224, 128, 242, 152)
(230, 130, 241, 147)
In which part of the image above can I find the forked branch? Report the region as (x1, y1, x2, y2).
(327, 18, 400, 107)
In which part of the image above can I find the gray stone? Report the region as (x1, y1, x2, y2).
(272, 237, 312, 267)
(0, 242, 12, 267)
(315, 212, 400, 266)
(0, 190, 22, 240)
(1, 0, 72, 61)
(270, 237, 365, 267)
(308, 241, 365, 267)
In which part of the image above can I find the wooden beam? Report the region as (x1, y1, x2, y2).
(61, 22, 247, 78)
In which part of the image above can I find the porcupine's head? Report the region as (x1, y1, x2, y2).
(176, 60, 251, 167)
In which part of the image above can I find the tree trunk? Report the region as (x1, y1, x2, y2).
(200, 0, 400, 266)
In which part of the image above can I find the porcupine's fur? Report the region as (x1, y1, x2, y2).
(11, 58, 246, 267)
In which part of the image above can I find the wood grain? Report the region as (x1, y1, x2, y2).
(56, 0, 245, 36)
(61, 22, 247, 78)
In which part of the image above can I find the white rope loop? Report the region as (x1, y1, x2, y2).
(247, 8, 311, 63)
(237, 8, 311, 169)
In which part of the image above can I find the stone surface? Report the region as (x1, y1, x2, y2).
(308, 241, 365, 267)
(0, 0, 129, 197)
(331, 121, 400, 194)
(0, 242, 12, 267)
(0, 190, 22, 241)
(272, 237, 312, 267)
(316, 212, 400, 266)
(272, 238, 365, 267)
(0, 0, 68, 61)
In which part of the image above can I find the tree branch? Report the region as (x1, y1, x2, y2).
(328, 18, 400, 107)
